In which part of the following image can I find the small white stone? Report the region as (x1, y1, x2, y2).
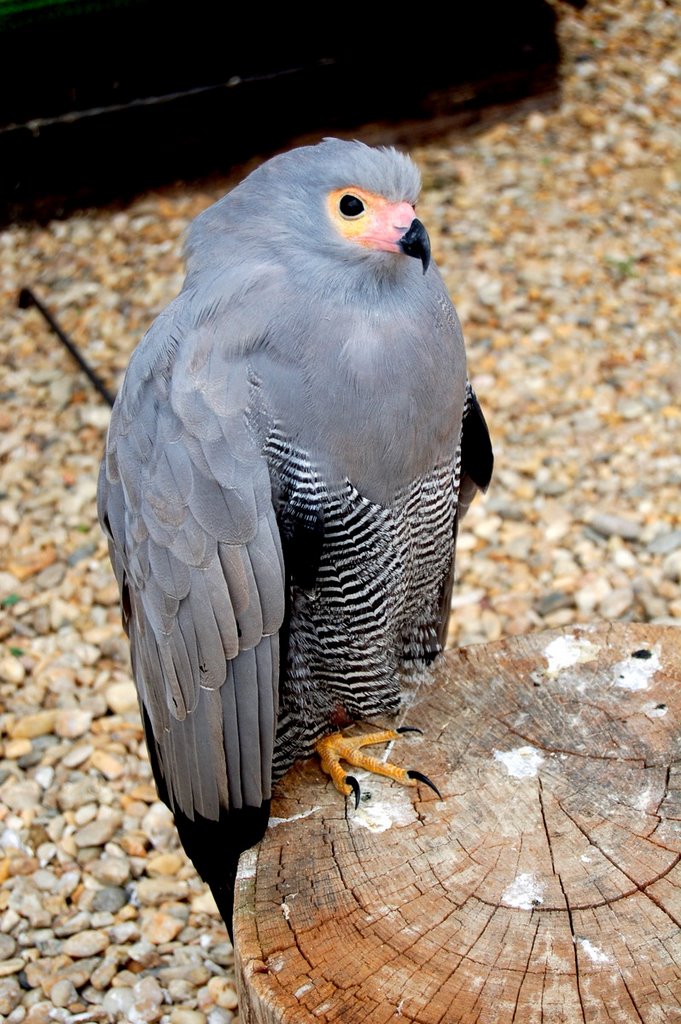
(33, 767, 54, 790)
(207, 1010, 235, 1024)
(0, 657, 25, 685)
(103, 987, 136, 1018)
(74, 803, 98, 827)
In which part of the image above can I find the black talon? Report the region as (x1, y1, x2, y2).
(396, 726, 423, 735)
(407, 770, 442, 799)
(346, 775, 361, 810)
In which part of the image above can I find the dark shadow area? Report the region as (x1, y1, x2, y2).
(1, 0, 562, 224)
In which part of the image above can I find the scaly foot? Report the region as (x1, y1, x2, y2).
(315, 727, 441, 808)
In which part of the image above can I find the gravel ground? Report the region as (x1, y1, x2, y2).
(1, 1, 680, 1021)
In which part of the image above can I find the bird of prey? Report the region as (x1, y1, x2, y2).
(98, 139, 493, 935)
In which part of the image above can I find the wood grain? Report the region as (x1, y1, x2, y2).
(233, 623, 681, 1023)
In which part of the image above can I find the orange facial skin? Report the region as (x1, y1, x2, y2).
(326, 187, 417, 254)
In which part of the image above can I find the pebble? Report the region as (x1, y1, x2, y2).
(206, 943, 233, 968)
(141, 909, 185, 945)
(90, 749, 125, 780)
(0, 657, 25, 685)
(74, 803, 98, 827)
(206, 977, 239, 1010)
(191, 891, 220, 916)
(170, 1010, 207, 1024)
(105, 681, 139, 714)
(135, 877, 190, 905)
(62, 930, 109, 958)
(662, 551, 681, 583)
(8, 712, 56, 740)
(584, 512, 642, 542)
(3, 738, 32, 760)
(207, 1009, 235, 1024)
(157, 964, 212, 987)
(0, 958, 26, 978)
(91, 885, 129, 913)
(109, 921, 141, 944)
(48, 979, 78, 1008)
(2, 781, 41, 811)
(61, 743, 94, 768)
(89, 957, 119, 990)
(0, 3, 679, 1020)
(24, 1006, 54, 1024)
(146, 851, 184, 876)
(74, 814, 121, 848)
(54, 708, 92, 739)
(102, 987, 136, 1019)
(88, 856, 131, 886)
(647, 530, 681, 556)
(130, 975, 164, 1022)
(0, 977, 22, 1015)
(0, 934, 17, 960)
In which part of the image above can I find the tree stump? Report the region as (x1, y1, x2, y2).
(233, 623, 681, 1023)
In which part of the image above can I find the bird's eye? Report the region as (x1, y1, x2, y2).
(339, 194, 365, 219)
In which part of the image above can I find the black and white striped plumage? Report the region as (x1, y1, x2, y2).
(98, 140, 492, 933)
(268, 430, 458, 778)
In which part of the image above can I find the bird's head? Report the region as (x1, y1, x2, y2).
(186, 139, 431, 285)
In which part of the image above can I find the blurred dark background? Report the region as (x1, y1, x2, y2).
(0, 0, 571, 225)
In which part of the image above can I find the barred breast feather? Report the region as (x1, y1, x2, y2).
(264, 378, 491, 779)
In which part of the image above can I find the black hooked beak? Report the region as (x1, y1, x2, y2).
(399, 218, 431, 274)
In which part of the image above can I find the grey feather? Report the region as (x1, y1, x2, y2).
(189, 470, 257, 544)
(230, 646, 264, 807)
(167, 512, 216, 568)
(147, 542, 191, 601)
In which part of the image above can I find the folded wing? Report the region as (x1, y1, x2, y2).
(97, 311, 285, 829)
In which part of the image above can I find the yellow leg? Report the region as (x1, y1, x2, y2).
(315, 728, 441, 806)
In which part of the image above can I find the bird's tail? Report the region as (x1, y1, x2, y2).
(171, 801, 271, 941)
(141, 707, 270, 940)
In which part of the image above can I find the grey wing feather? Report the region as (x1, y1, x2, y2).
(98, 308, 285, 821)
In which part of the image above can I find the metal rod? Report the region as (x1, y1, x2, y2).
(17, 287, 115, 408)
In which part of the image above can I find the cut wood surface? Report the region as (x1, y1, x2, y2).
(233, 623, 681, 1023)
